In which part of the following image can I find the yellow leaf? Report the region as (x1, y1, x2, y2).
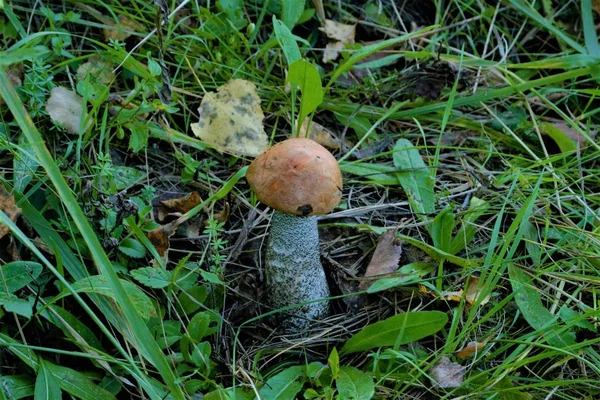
(190, 79, 268, 157)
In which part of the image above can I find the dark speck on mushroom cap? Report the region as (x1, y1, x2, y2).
(246, 138, 343, 216)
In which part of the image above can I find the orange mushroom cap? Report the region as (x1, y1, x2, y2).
(246, 138, 343, 216)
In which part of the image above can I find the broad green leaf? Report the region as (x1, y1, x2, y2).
(393, 139, 435, 223)
(118, 237, 146, 259)
(367, 262, 435, 293)
(558, 305, 597, 332)
(126, 121, 149, 153)
(0, 375, 35, 399)
(328, 348, 340, 380)
(287, 59, 324, 131)
(279, 0, 305, 29)
(430, 207, 455, 252)
(538, 121, 578, 153)
(508, 264, 576, 348)
(205, 387, 255, 400)
(272, 15, 301, 64)
(188, 312, 210, 342)
(45, 362, 116, 400)
(63, 275, 157, 320)
(112, 166, 146, 190)
(336, 366, 375, 400)
(2, 296, 33, 319)
(130, 267, 172, 289)
(178, 285, 209, 315)
(257, 366, 305, 400)
(341, 311, 448, 354)
(35, 360, 62, 400)
(153, 320, 182, 349)
(0, 261, 42, 293)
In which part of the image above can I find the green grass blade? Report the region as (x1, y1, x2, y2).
(0, 69, 185, 399)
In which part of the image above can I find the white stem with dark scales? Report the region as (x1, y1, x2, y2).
(266, 211, 330, 331)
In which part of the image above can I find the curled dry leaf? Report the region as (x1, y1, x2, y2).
(76, 57, 115, 85)
(455, 340, 487, 359)
(319, 19, 356, 63)
(430, 356, 465, 388)
(464, 275, 491, 306)
(359, 229, 402, 290)
(46, 87, 90, 135)
(190, 79, 268, 157)
(296, 117, 347, 150)
(157, 192, 202, 223)
(147, 222, 176, 258)
(103, 15, 143, 41)
(0, 184, 21, 240)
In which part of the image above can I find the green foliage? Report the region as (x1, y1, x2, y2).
(287, 59, 324, 134)
(341, 311, 448, 354)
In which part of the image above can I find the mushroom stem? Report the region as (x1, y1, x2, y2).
(266, 210, 330, 331)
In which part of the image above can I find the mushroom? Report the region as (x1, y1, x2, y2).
(246, 138, 343, 331)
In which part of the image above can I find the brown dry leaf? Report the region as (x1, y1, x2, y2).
(76, 57, 115, 85)
(359, 229, 402, 290)
(146, 223, 175, 258)
(464, 276, 491, 306)
(455, 340, 487, 359)
(46, 87, 90, 135)
(430, 356, 465, 388)
(212, 202, 230, 224)
(593, 0, 600, 13)
(0, 64, 23, 105)
(0, 184, 21, 240)
(190, 79, 268, 157)
(103, 15, 143, 41)
(319, 20, 356, 62)
(157, 192, 202, 222)
(296, 118, 346, 149)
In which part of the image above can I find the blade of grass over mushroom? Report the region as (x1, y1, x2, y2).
(392, 139, 435, 225)
(340, 311, 448, 354)
(287, 59, 324, 136)
(0, 70, 185, 399)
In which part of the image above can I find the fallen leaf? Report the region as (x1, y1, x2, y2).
(103, 15, 143, 42)
(455, 340, 487, 359)
(190, 79, 268, 157)
(157, 192, 202, 223)
(359, 229, 402, 290)
(464, 275, 491, 306)
(296, 118, 346, 149)
(76, 57, 115, 85)
(593, 0, 600, 13)
(440, 290, 464, 302)
(323, 41, 345, 63)
(0, 64, 23, 105)
(319, 19, 356, 43)
(429, 356, 465, 388)
(46, 87, 90, 135)
(0, 184, 20, 240)
(319, 20, 356, 62)
(146, 224, 173, 257)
